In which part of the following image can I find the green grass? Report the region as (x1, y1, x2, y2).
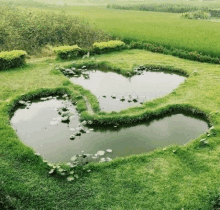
(61, 6, 220, 58)
(1, 49, 220, 209)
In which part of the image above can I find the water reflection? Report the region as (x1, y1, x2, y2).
(11, 98, 208, 163)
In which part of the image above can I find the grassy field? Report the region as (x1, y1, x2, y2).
(2, 1, 220, 209)
(1, 49, 220, 209)
(63, 6, 220, 58)
(2, 2, 220, 59)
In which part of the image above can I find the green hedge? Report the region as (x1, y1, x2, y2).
(0, 50, 27, 70)
(92, 40, 125, 54)
(181, 10, 211, 20)
(209, 9, 220, 17)
(53, 45, 84, 59)
(126, 40, 220, 64)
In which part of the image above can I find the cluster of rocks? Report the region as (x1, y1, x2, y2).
(69, 120, 93, 140)
(18, 95, 59, 109)
(59, 66, 89, 79)
(102, 94, 144, 104)
(18, 100, 32, 108)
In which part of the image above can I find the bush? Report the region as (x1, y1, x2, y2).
(92, 40, 125, 54)
(209, 9, 220, 17)
(127, 41, 220, 64)
(0, 50, 27, 70)
(181, 10, 211, 20)
(108, 3, 210, 14)
(53, 45, 83, 59)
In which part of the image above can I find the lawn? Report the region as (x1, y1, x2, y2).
(1, 49, 220, 209)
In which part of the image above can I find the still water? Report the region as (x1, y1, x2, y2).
(11, 98, 208, 163)
(69, 70, 186, 112)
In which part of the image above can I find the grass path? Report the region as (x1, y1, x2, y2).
(1, 50, 220, 209)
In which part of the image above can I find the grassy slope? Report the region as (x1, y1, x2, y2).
(1, 50, 220, 209)
(63, 6, 220, 58)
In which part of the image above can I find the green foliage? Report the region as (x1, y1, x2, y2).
(126, 41, 220, 64)
(92, 40, 125, 54)
(181, 10, 211, 20)
(82, 6, 220, 58)
(53, 45, 82, 59)
(0, 4, 110, 55)
(0, 50, 27, 70)
(108, 3, 210, 13)
(209, 8, 220, 17)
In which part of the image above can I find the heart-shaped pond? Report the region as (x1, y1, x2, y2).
(11, 97, 208, 163)
(68, 67, 186, 112)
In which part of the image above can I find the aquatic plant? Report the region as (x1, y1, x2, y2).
(46, 150, 113, 181)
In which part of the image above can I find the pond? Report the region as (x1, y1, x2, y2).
(68, 68, 186, 112)
(11, 97, 209, 163)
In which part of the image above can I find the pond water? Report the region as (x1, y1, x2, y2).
(11, 98, 209, 163)
(69, 69, 186, 112)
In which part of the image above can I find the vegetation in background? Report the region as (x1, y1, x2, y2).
(107, 3, 212, 13)
(209, 8, 220, 17)
(75, 6, 220, 58)
(0, 5, 110, 55)
(181, 10, 211, 20)
(125, 41, 220, 64)
(0, 50, 27, 70)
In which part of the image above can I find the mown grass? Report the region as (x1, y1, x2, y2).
(1, 49, 220, 209)
(64, 6, 220, 58)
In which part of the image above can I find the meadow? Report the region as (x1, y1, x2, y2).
(67, 6, 220, 58)
(1, 1, 220, 209)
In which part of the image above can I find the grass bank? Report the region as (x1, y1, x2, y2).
(1, 49, 220, 209)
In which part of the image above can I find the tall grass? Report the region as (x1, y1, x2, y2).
(0, 5, 110, 55)
(76, 7, 220, 58)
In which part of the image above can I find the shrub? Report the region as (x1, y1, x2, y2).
(127, 41, 220, 64)
(181, 10, 211, 20)
(0, 50, 27, 70)
(108, 3, 210, 14)
(209, 9, 220, 17)
(53, 45, 83, 59)
(92, 40, 125, 54)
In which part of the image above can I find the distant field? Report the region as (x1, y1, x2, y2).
(1, 1, 220, 58)
(63, 6, 220, 57)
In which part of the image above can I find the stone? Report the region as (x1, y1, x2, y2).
(75, 132, 81, 136)
(97, 150, 105, 156)
(80, 128, 86, 133)
(70, 135, 75, 140)
(61, 116, 69, 122)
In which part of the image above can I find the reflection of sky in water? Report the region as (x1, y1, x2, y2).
(11, 99, 208, 163)
(70, 70, 186, 111)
